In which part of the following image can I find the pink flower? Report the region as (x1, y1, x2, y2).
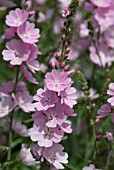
(62, 8, 70, 17)
(105, 132, 113, 142)
(20, 144, 36, 166)
(30, 125, 63, 147)
(45, 102, 67, 128)
(91, 0, 112, 8)
(89, 44, 114, 67)
(45, 69, 71, 92)
(20, 64, 38, 84)
(82, 164, 101, 170)
(6, 8, 28, 27)
(104, 25, 114, 48)
(17, 21, 40, 44)
(43, 144, 68, 169)
(97, 104, 112, 118)
(4, 27, 16, 39)
(59, 86, 77, 108)
(14, 90, 35, 112)
(34, 88, 58, 111)
(12, 119, 30, 137)
(0, 0, 16, 7)
(26, 44, 41, 73)
(2, 39, 30, 65)
(107, 83, 114, 106)
(0, 96, 16, 118)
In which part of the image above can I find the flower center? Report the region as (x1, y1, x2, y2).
(55, 80, 60, 86)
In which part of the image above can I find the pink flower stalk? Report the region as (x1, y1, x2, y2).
(6, 8, 28, 27)
(2, 39, 30, 65)
(17, 21, 40, 44)
(45, 69, 71, 92)
(34, 88, 58, 111)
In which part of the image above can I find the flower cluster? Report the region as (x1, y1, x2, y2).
(20, 69, 77, 169)
(2, 8, 41, 84)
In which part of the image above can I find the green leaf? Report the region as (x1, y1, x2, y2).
(0, 146, 9, 154)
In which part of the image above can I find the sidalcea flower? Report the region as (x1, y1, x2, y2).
(107, 83, 114, 106)
(20, 64, 38, 84)
(34, 88, 58, 111)
(14, 90, 35, 112)
(6, 8, 28, 27)
(43, 144, 68, 169)
(4, 27, 16, 39)
(91, 0, 112, 8)
(82, 164, 101, 170)
(105, 132, 113, 142)
(20, 144, 36, 166)
(0, 96, 16, 118)
(62, 8, 70, 18)
(45, 69, 71, 92)
(26, 44, 41, 73)
(12, 119, 30, 137)
(2, 39, 30, 65)
(30, 125, 63, 147)
(59, 86, 77, 108)
(17, 21, 40, 44)
(45, 102, 67, 128)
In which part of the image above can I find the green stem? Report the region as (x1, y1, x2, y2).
(104, 143, 112, 170)
(6, 67, 20, 170)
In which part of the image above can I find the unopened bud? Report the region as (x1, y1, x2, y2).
(23, 1, 29, 7)
(55, 52, 61, 58)
(30, 147, 39, 160)
(62, 34, 66, 39)
(64, 64, 69, 70)
(96, 135, 102, 141)
(29, 11, 35, 16)
(61, 62, 65, 67)
(67, 69, 75, 76)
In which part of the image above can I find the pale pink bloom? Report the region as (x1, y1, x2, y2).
(90, 0, 112, 8)
(12, 119, 30, 137)
(59, 86, 77, 108)
(104, 25, 114, 48)
(30, 125, 63, 147)
(45, 69, 71, 92)
(14, 90, 35, 112)
(62, 8, 70, 17)
(20, 64, 38, 84)
(89, 44, 114, 67)
(0, 96, 16, 118)
(6, 8, 28, 27)
(0, 0, 16, 7)
(38, 10, 54, 23)
(105, 132, 113, 142)
(39, 63, 47, 73)
(61, 120, 72, 133)
(20, 144, 36, 166)
(94, 7, 114, 32)
(79, 22, 89, 38)
(2, 39, 30, 65)
(45, 102, 67, 128)
(34, 88, 58, 111)
(107, 83, 114, 106)
(17, 21, 40, 44)
(43, 144, 68, 169)
(82, 164, 101, 170)
(4, 27, 16, 39)
(97, 104, 112, 118)
(62, 104, 76, 117)
(26, 44, 41, 73)
(0, 81, 14, 96)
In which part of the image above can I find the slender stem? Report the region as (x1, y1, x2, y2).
(6, 67, 20, 170)
(104, 143, 112, 170)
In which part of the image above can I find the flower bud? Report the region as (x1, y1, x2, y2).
(64, 64, 70, 70)
(96, 135, 102, 141)
(61, 62, 65, 67)
(28, 11, 35, 16)
(67, 69, 75, 76)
